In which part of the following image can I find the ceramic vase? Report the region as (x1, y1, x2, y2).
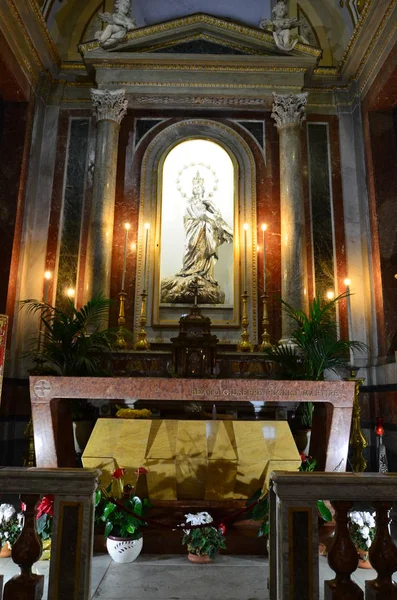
(188, 552, 212, 564)
(106, 536, 143, 563)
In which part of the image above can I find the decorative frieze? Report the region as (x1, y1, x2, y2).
(271, 92, 308, 128)
(91, 88, 128, 124)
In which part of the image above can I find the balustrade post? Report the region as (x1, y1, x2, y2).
(325, 500, 363, 600)
(4, 494, 44, 600)
(366, 502, 397, 599)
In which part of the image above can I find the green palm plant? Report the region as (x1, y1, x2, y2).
(264, 292, 367, 427)
(21, 294, 114, 376)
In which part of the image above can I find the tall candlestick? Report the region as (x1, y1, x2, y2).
(344, 278, 353, 365)
(43, 271, 51, 305)
(243, 223, 248, 292)
(121, 223, 130, 291)
(262, 223, 267, 292)
(143, 223, 150, 289)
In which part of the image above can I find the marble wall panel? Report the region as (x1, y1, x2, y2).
(368, 111, 397, 358)
(337, 99, 372, 363)
(45, 110, 93, 310)
(9, 101, 60, 378)
(0, 102, 28, 313)
(55, 119, 89, 310)
(307, 115, 348, 339)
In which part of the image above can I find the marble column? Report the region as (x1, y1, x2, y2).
(86, 89, 128, 306)
(271, 92, 308, 341)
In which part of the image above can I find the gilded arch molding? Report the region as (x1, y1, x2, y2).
(135, 118, 258, 347)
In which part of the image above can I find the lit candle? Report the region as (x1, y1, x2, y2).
(121, 222, 130, 291)
(143, 223, 150, 289)
(43, 271, 51, 305)
(344, 278, 353, 364)
(262, 224, 267, 293)
(243, 223, 248, 292)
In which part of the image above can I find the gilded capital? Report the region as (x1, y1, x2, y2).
(271, 92, 308, 128)
(91, 89, 128, 124)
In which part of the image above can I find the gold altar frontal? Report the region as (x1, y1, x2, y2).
(83, 419, 301, 501)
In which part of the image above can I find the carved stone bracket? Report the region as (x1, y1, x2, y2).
(271, 92, 308, 128)
(91, 88, 128, 124)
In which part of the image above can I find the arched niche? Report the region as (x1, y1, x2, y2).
(135, 119, 258, 347)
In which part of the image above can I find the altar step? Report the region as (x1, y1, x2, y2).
(94, 502, 267, 555)
(143, 503, 267, 556)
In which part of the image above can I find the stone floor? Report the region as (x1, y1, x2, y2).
(0, 554, 382, 599)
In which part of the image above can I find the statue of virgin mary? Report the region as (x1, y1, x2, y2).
(161, 171, 233, 304)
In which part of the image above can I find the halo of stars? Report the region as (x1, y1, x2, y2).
(176, 162, 219, 199)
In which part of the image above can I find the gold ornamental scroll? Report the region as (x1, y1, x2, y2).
(0, 315, 8, 403)
(83, 419, 301, 501)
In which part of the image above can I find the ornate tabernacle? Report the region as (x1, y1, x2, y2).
(171, 299, 218, 378)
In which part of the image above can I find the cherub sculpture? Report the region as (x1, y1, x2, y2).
(260, 0, 301, 52)
(96, 0, 136, 49)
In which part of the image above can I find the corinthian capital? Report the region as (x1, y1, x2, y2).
(271, 92, 308, 128)
(91, 89, 128, 124)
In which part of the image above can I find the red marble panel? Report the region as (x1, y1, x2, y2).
(4, 96, 34, 341)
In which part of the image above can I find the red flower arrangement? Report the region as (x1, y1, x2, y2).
(112, 468, 126, 480)
(36, 495, 54, 541)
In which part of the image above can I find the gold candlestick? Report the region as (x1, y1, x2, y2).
(115, 291, 128, 349)
(135, 290, 150, 351)
(237, 292, 253, 352)
(259, 293, 271, 351)
(348, 369, 367, 472)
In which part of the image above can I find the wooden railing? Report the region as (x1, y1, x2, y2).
(0, 467, 99, 600)
(269, 472, 397, 600)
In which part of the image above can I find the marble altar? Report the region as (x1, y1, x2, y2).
(30, 376, 356, 472)
(82, 419, 300, 500)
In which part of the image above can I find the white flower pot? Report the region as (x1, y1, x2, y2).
(106, 536, 143, 563)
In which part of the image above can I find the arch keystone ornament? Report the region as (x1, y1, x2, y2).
(271, 92, 308, 342)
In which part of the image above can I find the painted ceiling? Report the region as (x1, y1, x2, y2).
(39, 0, 367, 66)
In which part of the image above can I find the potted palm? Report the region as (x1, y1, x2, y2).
(21, 294, 113, 376)
(22, 294, 114, 459)
(95, 468, 148, 563)
(264, 292, 366, 446)
(182, 512, 226, 562)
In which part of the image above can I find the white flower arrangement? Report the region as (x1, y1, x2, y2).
(181, 511, 226, 560)
(0, 503, 24, 549)
(349, 511, 376, 555)
(183, 511, 213, 534)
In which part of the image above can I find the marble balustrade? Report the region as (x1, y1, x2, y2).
(269, 471, 397, 600)
(0, 467, 99, 600)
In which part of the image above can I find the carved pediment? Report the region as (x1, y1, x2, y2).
(79, 13, 321, 60)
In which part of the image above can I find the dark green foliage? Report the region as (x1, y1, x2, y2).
(317, 500, 333, 523)
(36, 513, 52, 541)
(21, 294, 113, 376)
(264, 292, 367, 427)
(95, 490, 147, 540)
(182, 527, 226, 560)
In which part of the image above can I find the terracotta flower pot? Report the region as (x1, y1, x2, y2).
(188, 552, 212, 564)
(0, 542, 11, 558)
(357, 550, 372, 569)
